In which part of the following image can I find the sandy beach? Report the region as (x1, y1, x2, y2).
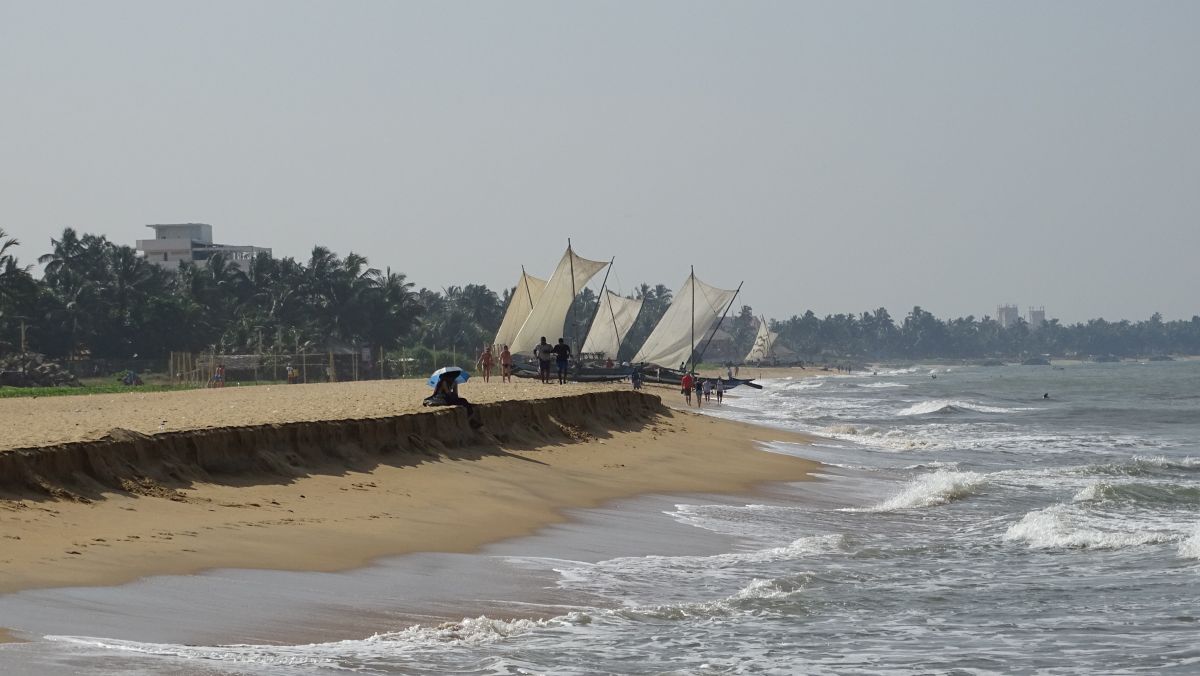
(0, 377, 817, 594)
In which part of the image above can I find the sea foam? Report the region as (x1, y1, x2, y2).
(851, 470, 986, 512)
(1003, 504, 1174, 550)
(896, 399, 1019, 416)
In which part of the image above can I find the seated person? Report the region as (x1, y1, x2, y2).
(423, 371, 481, 426)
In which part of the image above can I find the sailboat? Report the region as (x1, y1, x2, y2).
(507, 242, 608, 356)
(493, 268, 547, 351)
(500, 241, 641, 382)
(631, 268, 760, 389)
(580, 290, 644, 360)
(743, 315, 793, 365)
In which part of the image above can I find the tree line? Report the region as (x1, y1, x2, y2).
(769, 306, 1200, 360)
(2, 227, 1197, 365)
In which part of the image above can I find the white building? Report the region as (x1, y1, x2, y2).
(997, 304, 1020, 329)
(136, 223, 271, 270)
(1028, 306, 1046, 330)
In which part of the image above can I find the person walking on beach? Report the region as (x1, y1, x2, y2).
(500, 345, 513, 383)
(694, 377, 704, 408)
(715, 378, 724, 404)
(680, 372, 694, 405)
(534, 337, 553, 384)
(209, 363, 226, 388)
(552, 337, 572, 384)
(476, 345, 494, 383)
(703, 378, 713, 402)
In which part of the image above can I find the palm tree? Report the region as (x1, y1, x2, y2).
(0, 228, 31, 300)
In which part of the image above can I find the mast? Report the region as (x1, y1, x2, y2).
(696, 281, 743, 367)
(607, 290, 622, 355)
(761, 314, 774, 359)
(521, 265, 534, 309)
(689, 266, 696, 372)
(567, 238, 577, 349)
(583, 256, 615, 355)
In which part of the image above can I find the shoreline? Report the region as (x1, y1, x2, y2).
(0, 386, 817, 594)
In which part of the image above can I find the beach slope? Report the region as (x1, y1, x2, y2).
(0, 384, 814, 592)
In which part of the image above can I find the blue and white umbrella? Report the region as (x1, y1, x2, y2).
(428, 366, 470, 387)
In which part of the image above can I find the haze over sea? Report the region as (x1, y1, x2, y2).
(5, 360, 1200, 674)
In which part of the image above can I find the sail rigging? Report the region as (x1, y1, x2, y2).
(632, 272, 738, 368)
(493, 270, 547, 349)
(743, 316, 779, 363)
(509, 245, 608, 355)
(581, 290, 644, 358)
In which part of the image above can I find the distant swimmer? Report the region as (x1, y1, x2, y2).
(1043, 393, 1050, 399)
(931, 374, 937, 380)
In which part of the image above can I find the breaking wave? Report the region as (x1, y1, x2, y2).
(1003, 504, 1177, 550)
(1080, 455, 1200, 478)
(1073, 481, 1200, 506)
(851, 470, 986, 512)
(896, 400, 1021, 416)
(47, 613, 595, 668)
(1180, 525, 1200, 560)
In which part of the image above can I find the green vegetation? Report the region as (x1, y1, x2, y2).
(0, 383, 193, 399)
(1, 227, 1197, 372)
(771, 307, 1200, 360)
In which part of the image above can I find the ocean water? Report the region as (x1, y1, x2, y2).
(6, 360, 1200, 674)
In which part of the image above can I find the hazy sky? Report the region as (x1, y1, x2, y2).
(3, 1, 1197, 324)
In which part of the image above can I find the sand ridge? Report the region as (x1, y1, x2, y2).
(0, 379, 818, 593)
(0, 378, 633, 451)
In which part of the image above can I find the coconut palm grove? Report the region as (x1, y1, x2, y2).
(1, 227, 1198, 374)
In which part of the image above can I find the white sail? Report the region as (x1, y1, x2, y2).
(632, 273, 737, 368)
(581, 291, 644, 358)
(510, 246, 609, 355)
(744, 319, 775, 362)
(493, 271, 547, 349)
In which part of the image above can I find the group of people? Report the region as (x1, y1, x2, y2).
(679, 372, 724, 407)
(533, 337, 573, 384)
(474, 338, 573, 385)
(475, 344, 514, 383)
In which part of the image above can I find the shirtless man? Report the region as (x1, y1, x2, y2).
(477, 345, 494, 382)
(500, 345, 513, 383)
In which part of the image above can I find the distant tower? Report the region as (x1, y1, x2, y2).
(997, 304, 1020, 329)
(1028, 306, 1046, 330)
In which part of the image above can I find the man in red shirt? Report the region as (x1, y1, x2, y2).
(680, 372, 694, 406)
